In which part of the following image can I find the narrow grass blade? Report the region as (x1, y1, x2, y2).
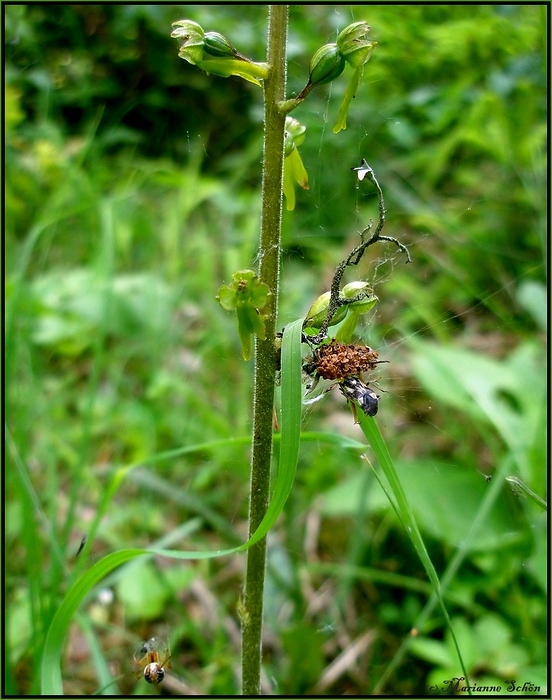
(374, 454, 517, 691)
(240, 317, 303, 547)
(41, 549, 147, 695)
(359, 415, 472, 694)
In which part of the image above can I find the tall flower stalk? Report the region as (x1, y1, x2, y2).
(171, 8, 385, 692)
(240, 8, 288, 693)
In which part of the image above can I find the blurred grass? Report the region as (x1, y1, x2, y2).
(5, 4, 547, 696)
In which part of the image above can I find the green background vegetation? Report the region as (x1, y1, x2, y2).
(5, 4, 547, 695)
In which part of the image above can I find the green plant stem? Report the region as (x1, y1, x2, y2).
(241, 5, 288, 695)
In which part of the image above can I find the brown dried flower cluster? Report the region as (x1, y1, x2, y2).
(310, 338, 379, 380)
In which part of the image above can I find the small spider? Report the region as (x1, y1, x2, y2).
(303, 338, 380, 381)
(303, 338, 385, 419)
(133, 637, 171, 684)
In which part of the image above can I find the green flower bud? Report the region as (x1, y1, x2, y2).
(331, 21, 377, 132)
(285, 116, 306, 143)
(337, 21, 377, 68)
(172, 21, 268, 85)
(337, 21, 370, 48)
(216, 270, 270, 360)
(308, 43, 346, 87)
(341, 281, 378, 312)
(204, 31, 240, 59)
(335, 282, 378, 342)
(171, 19, 204, 43)
(218, 270, 269, 308)
(303, 291, 348, 331)
(171, 20, 205, 65)
(283, 117, 308, 209)
(284, 116, 306, 156)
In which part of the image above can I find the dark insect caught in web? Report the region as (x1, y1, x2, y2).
(339, 375, 380, 417)
(303, 338, 386, 418)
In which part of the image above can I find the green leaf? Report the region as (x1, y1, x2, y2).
(281, 622, 324, 688)
(409, 339, 546, 481)
(393, 459, 528, 550)
(516, 280, 547, 333)
(409, 637, 455, 667)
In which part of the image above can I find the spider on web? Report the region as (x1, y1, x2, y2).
(303, 338, 387, 419)
(132, 637, 171, 684)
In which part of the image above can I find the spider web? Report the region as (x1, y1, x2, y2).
(292, 6, 544, 480)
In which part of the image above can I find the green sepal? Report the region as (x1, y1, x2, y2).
(288, 147, 309, 197)
(217, 285, 239, 311)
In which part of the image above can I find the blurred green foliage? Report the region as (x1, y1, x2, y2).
(5, 4, 547, 696)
